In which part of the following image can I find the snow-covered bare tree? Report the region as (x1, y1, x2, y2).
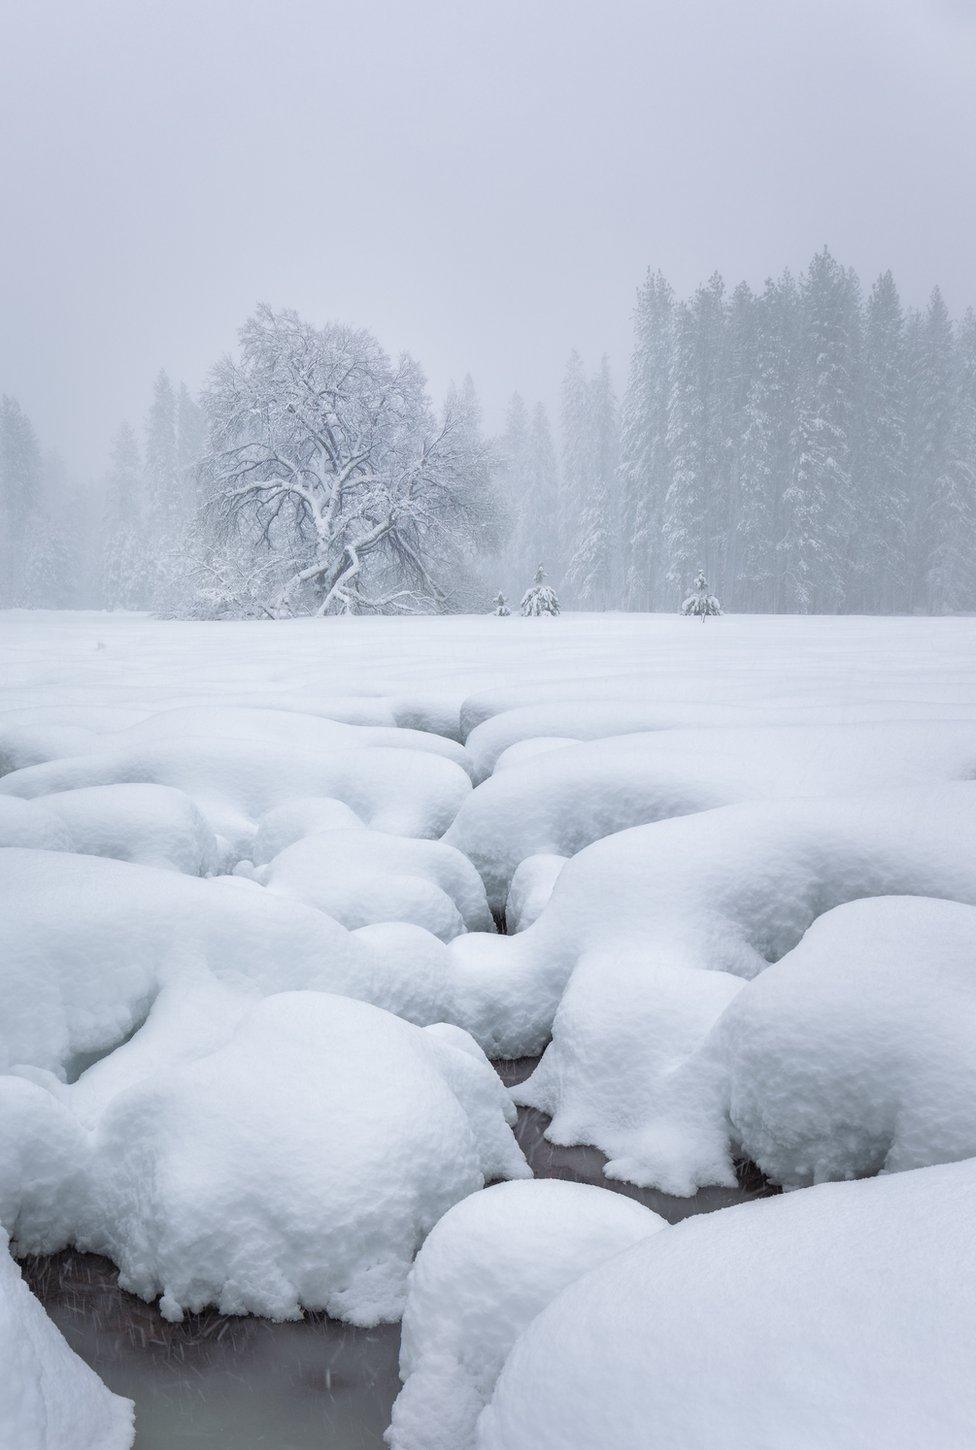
(202, 306, 493, 616)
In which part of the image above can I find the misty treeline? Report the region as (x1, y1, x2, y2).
(510, 248, 976, 614)
(2, 248, 975, 617)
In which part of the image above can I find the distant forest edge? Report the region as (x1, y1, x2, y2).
(2, 248, 974, 617)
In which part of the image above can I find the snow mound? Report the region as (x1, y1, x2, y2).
(387, 1180, 663, 1450)
(448, 722, 976, 910)
(505, 853, 566, 933)
(0, 739, 471, 855)
(250, 796, 366, 864)
(497, 782, 976, 1093)
(696, 896, 976, 1189)
(0, 1226, 133, 1450)
(0, 848, 455, 1076)
(0, 796, 74, 851)
(39, 784, 223, 873)
(477, 1159, 976, 1450)
(0, 703, 472, 778)
(259, 829, 493, 937)
(34, 991, 529, 1325)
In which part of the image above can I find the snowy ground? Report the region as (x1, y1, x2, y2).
(2, 608, 976, 1448)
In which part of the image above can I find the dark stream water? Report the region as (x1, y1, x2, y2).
(24, 1060, 775, 1448)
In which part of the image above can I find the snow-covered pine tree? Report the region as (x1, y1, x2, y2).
(681, 569, 722, 620)
(662, 301, 707, 596)
(520, 563, 560, 616)
(22, 450, 81, 608)
(619, 270, 674, 609)
(525, 403, 561, 587)
(916, 292, 976, 612)
(0, 395, 42, 605)
(720, 280, 758, 594)
(567, 357, 620, 607)
(779, 249, 861, 612)
(735, 273, 799, 612)
(559, 350, 592, 594)
(490, 592, 511, 616)
(860, 272, 909, 612)
(101, 422, 148, 608)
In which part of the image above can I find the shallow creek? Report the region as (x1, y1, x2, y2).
(24, 1058, 775, 1448)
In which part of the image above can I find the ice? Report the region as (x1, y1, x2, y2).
(388, 1180, 664, 1450)
(0, 1227, 133, 1450)
(477, 1159, 976, 1450)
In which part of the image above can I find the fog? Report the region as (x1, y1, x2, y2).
(2, 0, 975, 472)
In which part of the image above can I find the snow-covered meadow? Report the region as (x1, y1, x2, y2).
(3, 607, 976, 1448)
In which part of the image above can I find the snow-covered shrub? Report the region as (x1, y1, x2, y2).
(476, 1159, 976, 1450)
(681, 569, 721, 619)
(519, 564, 560, 617)
(388, 1180, 664, 1450)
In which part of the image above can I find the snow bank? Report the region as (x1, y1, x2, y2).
(0, 1227, 133, 1450)
(503, 784, 976, 1126)
(0, 848, 454, 1076)
(0, 739, 471, 855)
(258, 829, 493, 937)
(388, 1180, 663, 1450)
(10, 991, 529, 1326)
(478, 1159, 976, 1450)
(448, 722, 976, 911)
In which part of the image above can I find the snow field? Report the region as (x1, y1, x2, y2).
(3, 611, 976, 1444)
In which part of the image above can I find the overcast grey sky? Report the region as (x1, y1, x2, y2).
(1, 0, 975, 476)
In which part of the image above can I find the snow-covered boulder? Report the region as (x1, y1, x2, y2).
(477, 1159, 976, 1450)
(258, 828, 493, 937)
(40, 991, 529, 1325)
(0, 1227, 133, 1450)
(387, 1180, 663, 1450)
